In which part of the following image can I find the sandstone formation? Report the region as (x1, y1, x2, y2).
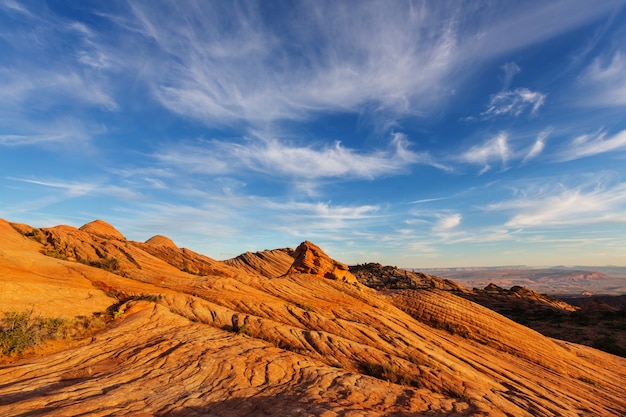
(464, 283, 579, 313)
(1, 218, 625, 416)
(351, 262, 465, 291)
(286, 240, 358, 284)
(224, 248, 295, 278)
(145, 234, 177, 247)
(79, 219, 126, 240)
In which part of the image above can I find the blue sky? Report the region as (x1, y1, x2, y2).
(1, 1, 626, 267)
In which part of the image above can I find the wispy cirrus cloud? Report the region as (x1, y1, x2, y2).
(522, 128, 552, 163)
(579, 50, 626, 107)
(0, 0, 33, 17)
(155, 132, 440, 182)
(3, 177, 142, 219)
(120, 1, 459, 127)
(0, 118, 96, 147)
(480, 88, 546, 119)
(461, 0, 624, 60)
(462, 62, 546, 122)
(501, 62, 521, 90)
(559, 128, 626, 161)
(0, 2, 119, 152)
(486, 177, 626, 227)
(115, 0, 621, 129)
(9, 177, 142, 200)
(434, 213, 462, 231)
(0, 4, 118, 112)
(108, 194, 385, 258)
(461, 132, 510, 174)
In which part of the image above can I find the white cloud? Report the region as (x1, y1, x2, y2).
(10, 178, 142, 200)
(0, 11, 118, 112)
(124, 1, 620, 128)
(559, 129, 626, 161)
(434, 213, 462, 231)
(155, 132, 437, 182)
(501, 62, 521, 90)
(118, 1, 461, 126)
(283, 201, 380, 220)
(522, 128, 552, 163)
(0, 118, 95, 147)
(0, 0, 33, 16)
(481, 88, 546, 119)
(462, 0, 624, 60)
(109, 194, 385, 258)
(579, 50, 626, 107)
(486, 179, 626, 228)
(461, 132, 510, 174)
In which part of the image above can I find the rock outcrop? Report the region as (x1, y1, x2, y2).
(224, 248, 295, 278)
(286, 240, 358, 284)
(464, 283, 579, 313)
(351, 263, 465, 291)
(79, 219, 126, 240)
(145, 234, 177, 248)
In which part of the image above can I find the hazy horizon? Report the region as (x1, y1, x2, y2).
(1, 1, 625, 268)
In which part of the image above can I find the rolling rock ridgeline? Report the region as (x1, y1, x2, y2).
(0, 218, 625, 416)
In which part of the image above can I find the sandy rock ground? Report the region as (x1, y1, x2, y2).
(1, 219, 625, 416)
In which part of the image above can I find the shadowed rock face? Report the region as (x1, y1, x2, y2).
(351, 263, 465, 291)
(464, 283, 579, 313)
(1, 218, 626, 416)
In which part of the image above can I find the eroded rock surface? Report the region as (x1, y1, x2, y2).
(79, 219, 126, 240)
(224, 248, 295, 278)
(287, 241, 358, 284)
(1, 219, 625, 416)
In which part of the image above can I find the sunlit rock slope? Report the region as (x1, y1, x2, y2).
(1, 218, 625, 416)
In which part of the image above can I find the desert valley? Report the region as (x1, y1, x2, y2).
(1, 218, 625, 416)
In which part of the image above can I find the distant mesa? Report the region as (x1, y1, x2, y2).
(484, 283, 503, 293)
(79, 220, 126, 240)
(287, 240, 358, 284)
(145, 235, 177, 248)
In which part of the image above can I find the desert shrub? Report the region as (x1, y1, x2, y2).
(0, 311, 107, 357)
(235, 323, 249, 335)
(359, 361, 422, 387)
(99, 257, 119, 272)
(296, 302, 315, 312)
(41, 247, 68, 260)
(137, 294, 163, 303)
(25, 228, 44, 243)
(0, 311, 65, 356)
(578, 376, 600, 386)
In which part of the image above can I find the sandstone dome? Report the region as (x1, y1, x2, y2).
(79, 220, 126, 240)
(145, 235, 177, 248)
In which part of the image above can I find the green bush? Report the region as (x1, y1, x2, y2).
(100, 257, 119, 272)
(0, 311, 106, 357)
(0, 311, 65, 356)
